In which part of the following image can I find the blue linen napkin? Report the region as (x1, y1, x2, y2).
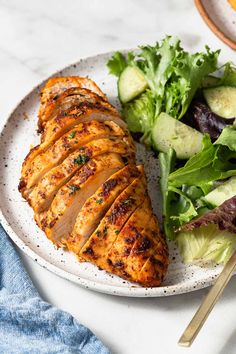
(0, 224, 110, 354)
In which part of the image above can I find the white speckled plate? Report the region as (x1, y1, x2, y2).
(0, 51, 224, 297)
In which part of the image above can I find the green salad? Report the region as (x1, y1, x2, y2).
(107, 35, 236, 265)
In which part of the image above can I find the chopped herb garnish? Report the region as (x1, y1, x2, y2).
(123, 198, 132, 205)
(96, 198, 103, 204)
(115, 230, 120, 235)
(74, 155, 90, 165)
(68, 131, 76, 139)
(68, 185, 80, 195)
(96, 230, 101, 237)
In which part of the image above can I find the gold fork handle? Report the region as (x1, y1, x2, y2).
(178, 249, 236, 347)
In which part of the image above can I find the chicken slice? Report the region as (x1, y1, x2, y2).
(39, 77, 106, 128)
(42, 153, 125, 246)
(19, 120, 127, 198)
(105, 198, 153, 274)
(39, 87, 117, 131)
(20, 106, 126, 193)
(20, 90, 120, 185)
(80, 170, 147, 266)
(66, 164, 140, 254)
(41, 105, 126, 145)
(125, 215, 168, 286)
(85, 197, 168, 287)
(138, 237, 169, 287)
(29, 138, 135, 213)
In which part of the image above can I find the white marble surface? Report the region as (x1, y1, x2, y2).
(0, 0, 236, 353)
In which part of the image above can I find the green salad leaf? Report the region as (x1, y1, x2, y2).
(168, 186, 198, 225)
(159, 148, 176, 240)
(177, 225, 236, 265)
(168, 133, 236, 189)
(202, 62, 236, 88)
(215, 125, 236, 151)
(160, 127, 236, 240)
(218, 62, 236, 86)
(121, 90, 155, 143)
(108, 37, 236, 266)
(107, 51, 127, 77)
(107, 36, 220, 143)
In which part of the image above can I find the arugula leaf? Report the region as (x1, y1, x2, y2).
(107, 52, 127, 77)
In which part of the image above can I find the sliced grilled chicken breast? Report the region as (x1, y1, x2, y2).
(20, 120, 126, 197)
(105, 198, 153, 273)
(92, 198, 168, 286)
(39, 77, 106, 128)
(42, 106, 126, 145)
(80, 171, 146, 266)
(138, 235, 169, 287)
(20, 102, 124, 190)
(125, 215, 168, 286)
(42, 153, 125, 246)
(39, 87, 117, 131)
(66, 164, 140, 254)
(29, 138, 135, 213)
(19, 76, 169, 287)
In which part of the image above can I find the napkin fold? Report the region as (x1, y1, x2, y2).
(0, 224, 110, 354)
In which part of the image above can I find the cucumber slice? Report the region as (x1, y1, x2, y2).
(203, 176, 236, 208)
(152, 112, 203, 159)
(118, 66, 148, 104)
(203, 86, 236, 118)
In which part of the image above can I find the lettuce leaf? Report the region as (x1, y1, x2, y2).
(180, 196, 236, 234)
(218, 62, 236, 87)
(159, 149, 200, 240)
(107, 36, 219, 143)
(215, 126, 236, 151)
(168, 134, 236, 189)
(202, 62, 236, 88)
(177, 224, 236, 264)
(107, 52, 127, 77)
(184, 101, 235, 140)
(159, 148, 176, 240)
(168, 186, 198, 224)
(122, 90, 155, 144)
(129, 37, 219, 119)
(160, 127, 236, 240)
